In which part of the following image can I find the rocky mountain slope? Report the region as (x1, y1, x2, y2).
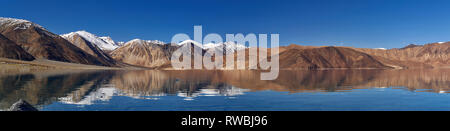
(0, 34, 35, 61)
(0, 17, 112, 66)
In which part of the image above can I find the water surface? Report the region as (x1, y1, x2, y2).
(0, 69, 449, 111)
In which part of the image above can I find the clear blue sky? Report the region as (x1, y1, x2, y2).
(2, 0, 450, 49)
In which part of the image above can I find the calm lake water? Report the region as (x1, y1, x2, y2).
(0, 69, 449, 111)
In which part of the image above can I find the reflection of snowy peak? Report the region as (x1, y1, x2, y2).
(59, 86, 165, 106)
(59, 87, 117, 105)
(61, 31, 120, 51)
(59, 84, 250, 105)
(177, 86, 249, 101)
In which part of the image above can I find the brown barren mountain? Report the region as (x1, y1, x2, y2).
(0, 34, 34, 61)
(278, 46, 391, 69)
(0, 17, 113, 66)
(354, 42, 449, 68)
(110, 39, 177, 68)
(110, 40, 210, 69)
(122, 42, 444, 70)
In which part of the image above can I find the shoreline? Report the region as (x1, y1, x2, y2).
(0, 57, 447, 73)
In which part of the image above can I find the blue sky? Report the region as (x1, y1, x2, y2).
(2, 0, 450, 48)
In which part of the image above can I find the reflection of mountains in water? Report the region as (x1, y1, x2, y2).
(59, 71, 250, 105)
(0, 69, 448, 109)
(0, 70, 115, 109)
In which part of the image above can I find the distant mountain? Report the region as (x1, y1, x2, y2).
(280, 44, 319, 51)
(111, 39, 437, 70)
(401, 44, 421, 49)
(204, 41, 247, 54)
(0, 17, 112, 66)
(110, 39, 177, 68)
(178, 40, 247, 54)
(0, 33, 34, 61)
(61, 32, 116, 66)
(278, 46, 391, 69)
(354, 42, 449, 68)
(116, 41, 125, 47)
(62, 31, 120, 51)
(178, 40, 204, 49)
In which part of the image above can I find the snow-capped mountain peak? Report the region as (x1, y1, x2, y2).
(223, 41, 246, 50)
(0, 17, 43, 30)
(177, 40, 247, 53)
(127, 39, 144, 44)
(0, 17, 60, 38)
(203, 41, 247, 53)
(116, 41, 125, 46)
(203, 43, 220, 49)
(146, 40, 165, 45)
(99, 36, 117, 47)
(124, 39, 166, 46)
(61, 31, 120, 51)
(178, 40, 204, 48)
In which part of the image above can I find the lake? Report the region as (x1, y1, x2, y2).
(0, 69, 449, 111)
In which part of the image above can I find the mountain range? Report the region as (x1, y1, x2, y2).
(0, 17, 448, 70)
(0, 17, 113, 66)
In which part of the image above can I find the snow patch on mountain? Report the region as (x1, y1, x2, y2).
(374, 48, 387, 50)
(146, 40, 165, 45)
(123, 39, 166, 49)
(99, 36, 117, 47)
(203, 43, 220, 49)
(178, 40, 247, 52)
(178, 40, 204, 48)
(0, 17, 43, 30)
(0, 17, 59, 38)
(116, 41, 125, 46)
(61, 31, 119, 51)
(204, 41, 247, 54)
(127, 39, 144, 44)
(126, 39, 165, 44)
